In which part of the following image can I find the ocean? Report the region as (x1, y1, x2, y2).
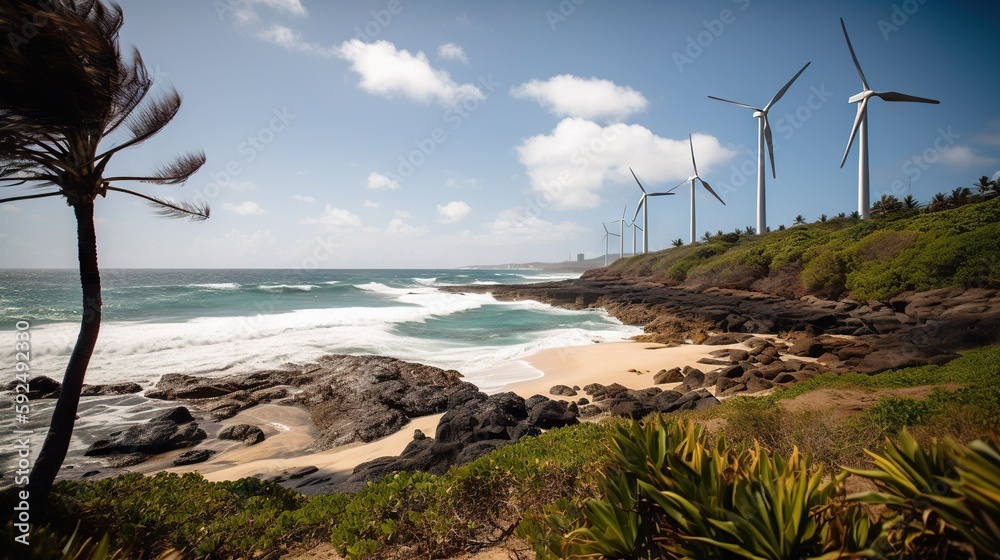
(0, 269, 640, 393)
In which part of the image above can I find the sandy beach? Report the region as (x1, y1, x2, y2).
(153, 340, 749, 490)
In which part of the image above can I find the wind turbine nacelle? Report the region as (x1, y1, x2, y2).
(752, 110, 765, 118)
(848, 91, 872, 103)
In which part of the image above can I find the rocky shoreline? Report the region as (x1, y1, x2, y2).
(11, 278, 998, 494)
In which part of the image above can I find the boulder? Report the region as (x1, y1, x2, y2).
(173, 449, 214, 466)
(528, 399, 579, 429)
(788, 338, 825, 358)
(677, 368, 705, 392)
(218, 424, 265, 445)
(549, 384, 578, 397)
(709, 349, 751, 362)
(703, 333, 754, 345)
(86, 420, 206, 457)
(653, 368, 684, 384)
(80, 382, 143, 397)
(745, 377, 775, 394)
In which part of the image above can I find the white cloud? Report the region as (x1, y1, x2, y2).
(363, 199, 380, 209)
(486, 209, 586, 243)
(221, 201, 268, 215)
(254, 24, 335, 57)
(336, 40, 484, 107)
(437, 201, 472, 223)
(516, 117, 735, 210)
(292, 195, 316, 204)
(299, 205, 363, 229)
(394, 210, 413, 219)
(227, 0, 307, 27)
(386, 218, 428, 236)
(511, 75, 648, 122)
(366, 171, 401, 191)
(940, 145, 1000, 169)
(437, 43, 468, 63)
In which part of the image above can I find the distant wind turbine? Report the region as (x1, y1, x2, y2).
(609, 207, 627, 259)
(601, 222, 621, 266)
(627, 218, 642, 256)
(629, 168, 674, 253)
(708, 61, 810, 235)
(669, 134, 726, 245)
(839, 18, 939, 220)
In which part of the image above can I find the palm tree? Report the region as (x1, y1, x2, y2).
(793, 215, 806, 225)
(836, 212, 846, 218)
(849, 210, 860, 219)
(0, 1, 208, 500)
(870, 194, 903, 217)
(671, 238, 684, 247)
(744, 225, 756, 235)
(777, 224, 786, 231)
(948, 187, 972, 207)
(818, 214, 828, 222)
(716, 229, 724, 237)
(901, 194, 922, 209)
(701, 231, 711, 242)
(974, 175, 996, 195)
(928, 192, 948, 212)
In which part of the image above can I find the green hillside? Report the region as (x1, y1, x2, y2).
(598, 194, 1000, 300)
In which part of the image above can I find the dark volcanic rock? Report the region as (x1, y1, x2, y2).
(654, 367, 684, 384)
(173, 449, 214, 466)
(788, 338, 825, 358)
(677, 368, 705, 392)
(703, 333, 754, 345)
(584, 383, 629, 402)
(529, 399, 579, 429)
(80, 382, 143, 397)
(219, 424, 265, 445)
(86, 420, 206, 457)
(549, 384, 578, 397)
(153, 406, 195, 424)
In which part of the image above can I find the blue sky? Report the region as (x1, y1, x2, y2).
(2, 0, 999, 268)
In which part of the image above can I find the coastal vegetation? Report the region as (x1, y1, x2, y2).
(603, 189, 1000, 300)
(9, 346, 997, 559)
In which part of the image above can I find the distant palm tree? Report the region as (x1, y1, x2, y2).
(702, 231, 712, 241)
(836, 212, 846, 218)
(716, 229, 724, 237)
(819, 214, 828, 222)
(928, 192, 949, 212)
(793, 215, 806, 225)
(974, 175, 995, 195)
(671, 238, 684, 247)
(744, 225, 756, 235)
(949, 187, 972, 206)
(0, 0, 208, 500)
(777, 224, 786, 231)
(870, 194, 903, 217)
(901, 194, 922, 209)
(849, 210, 860, 219)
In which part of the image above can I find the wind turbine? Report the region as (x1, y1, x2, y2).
(630, 168, 674, 253)
(601, 223, 620, 266)
(627, 218, 642, 256)
(708, 61, 810, 235)
(839, 18, 939, 220)
(669, 134, 726, 245)
(609, 207, 627, 259)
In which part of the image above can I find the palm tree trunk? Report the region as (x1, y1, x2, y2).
(30, 202, 102, 502)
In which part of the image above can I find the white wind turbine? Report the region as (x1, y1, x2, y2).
(627, 218, 642, 256)
(609, 207, 627, 259)
(601, 222, 621, 266)
(839, 18, 939, 220)
(630, 168, 675, 253)
(668, 134, 726, 244)
(708, 61, 810, 235)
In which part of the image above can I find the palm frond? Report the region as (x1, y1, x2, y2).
(105, 151, 205, 185)
(93, 89, 181, 165)
(106, 186, 209, 220)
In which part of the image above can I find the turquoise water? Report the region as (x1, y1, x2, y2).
(0, 269, 640, 391)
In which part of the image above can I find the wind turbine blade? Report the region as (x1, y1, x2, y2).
(840, 98, 868, 168)
(764, 61, 811, 111)
(632, 197, 644, 222)
(707, 95, 760, 111)
(648, 192, 675, 197)
(669, 180, 689, 192)
(629, 167, 646, 193)
(698, 178, 726, 205)
(840, 18, 869, 90)
(874, 91, 940, 104)
(763, 116, 776, 179)
(688, 134, 698, 177)
(603, 223, 610, 234)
